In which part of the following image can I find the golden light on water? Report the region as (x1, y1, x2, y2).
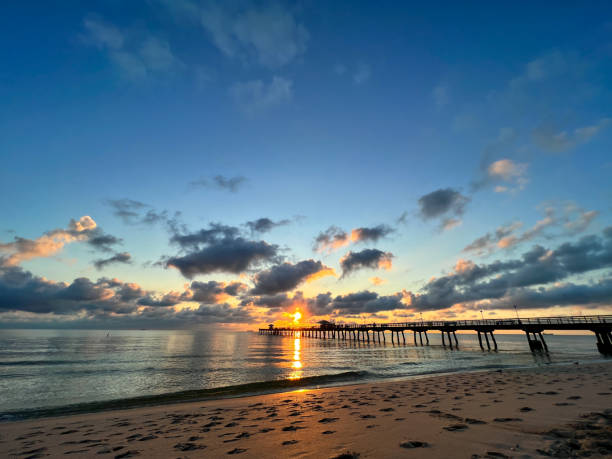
(289, 337, 303, 379)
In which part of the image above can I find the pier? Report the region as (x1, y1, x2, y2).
(259, 314, 612, 354)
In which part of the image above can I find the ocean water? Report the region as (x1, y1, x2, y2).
(0, 329, 608, 419)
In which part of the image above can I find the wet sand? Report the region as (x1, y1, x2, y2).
(1, 362, 611, 458)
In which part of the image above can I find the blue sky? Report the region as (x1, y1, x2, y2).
(1, 1, 611, 328)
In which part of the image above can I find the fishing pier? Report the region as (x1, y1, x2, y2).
(259, 314, 612, 354)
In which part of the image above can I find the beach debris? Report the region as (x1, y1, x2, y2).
(282, 440, 299, 445)
(227, 448, 247, 455)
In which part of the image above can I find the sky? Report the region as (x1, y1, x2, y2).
(1, 1, 611, 329)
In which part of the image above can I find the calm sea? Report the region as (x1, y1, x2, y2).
(0, 329, 608, 419)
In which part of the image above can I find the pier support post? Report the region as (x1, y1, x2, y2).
(413, 331, 417, 345)
(490, 332, 498, 350)
(402, 330, 406, 344)
(447, 331, 453, 349)
(477, 331, 484, 349)
(442, 332, 446, 347)
(425, 331, 429, 344)
(453, 331, 459, 347)
(419, 331, 423, 346)
(538, 332, 548, 352)
(391, 331, 395, 344)
(484, 331, 491, 350)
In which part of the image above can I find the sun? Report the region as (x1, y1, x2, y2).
(293, 310, 302, 324)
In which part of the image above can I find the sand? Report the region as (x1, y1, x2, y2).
(1, 362, 611, 458)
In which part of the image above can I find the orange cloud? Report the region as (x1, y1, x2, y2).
(305, 267, 336, 283)
(0, 216, 97, 266)
(369, 276, 386, 285)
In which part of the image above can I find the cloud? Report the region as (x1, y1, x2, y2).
(230, 76, 293, 113)
(405, 227, 612, 311)
(307, 290, 405, 316)
(189, 175, 248, 193)
(105, 199, 184, 233)
(369, 276, 386, 286)
(94, 252, 132, 270)
(464, 203, 599, 256)
(245, 217, 290, 234)
(532, 118, 611, 152)
(184, 280, 247, 303)
(0, 267, 140, 315)
(197, 2, 308, 68)
(350, 225, 394, 243)
(0, 264, 260, 325)
(313, 225, 394, 252)
(82, 17, 181, 80)
(86, 231, 123, 252)
(418, 188, 469, 230)
(487, 159, 528, 193)
(432, 84, 449, 107)
(0, 216, 97, 267)
(251, 260, 335, 295)
(313, 226, 350, 252)
(340, 249, 393, 277)
(167, 223, 280, 278)
(353, 62, 371, 85)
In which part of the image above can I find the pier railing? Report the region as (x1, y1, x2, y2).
(259, 314, 612, 354)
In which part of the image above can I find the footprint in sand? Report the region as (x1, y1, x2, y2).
(493, 418, 522, 423)
(227, 448, 247, 454)
(174, 442, 206, 451)
(443, 424, 468, 432)
(282, 440, 298, 445)
(318, 418, 339, 424)
(322, 430, 335, 435)
(400, 441, 429, 448)
(519, 407, 534, 412)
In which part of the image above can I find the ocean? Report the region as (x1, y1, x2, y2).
(0, 329, 608, 420)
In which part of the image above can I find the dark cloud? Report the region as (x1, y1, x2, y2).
(137, 291, 183, 307)
(0, 266, 255, 325)
(189, 175, 247, 193)
(405, 227, 612, 311)
(0, 267, 141, 315)
(167, 239, 279, 278)
(171, 223, 240, 248)
(167, 223, 280, 278)
(340, 249, 393, 277)
(187, 280, 248, 303)
(251, 259, 332, 295)
(418, 188, 469, 228)
(247, 293, 294, 310)
(306, 290, 405, 316)
(93, 252, 132, 270)
(313, 224, 394, 252)
(245, 217, 290, 233)
(351, 225, 394, 243)
(313, 226, 349, 252)
(106, 199, 148, 223)
(105, 198, 185, 233)
(86, 230, 123, 252)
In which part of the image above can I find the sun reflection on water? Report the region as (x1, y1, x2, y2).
(289, 337, 303, 379)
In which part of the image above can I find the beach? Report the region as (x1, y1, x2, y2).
(1, 361, 611, 458)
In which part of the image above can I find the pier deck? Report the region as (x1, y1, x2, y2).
(259, 314, 612, 354)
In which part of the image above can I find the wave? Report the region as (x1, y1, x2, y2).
(0, 370, 371, 422)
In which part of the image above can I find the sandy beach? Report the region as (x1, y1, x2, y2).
(1, 361, 611, 458)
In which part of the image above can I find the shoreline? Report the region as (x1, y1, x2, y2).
(3, 357, 609, 423)
(1, 361, 611, 458)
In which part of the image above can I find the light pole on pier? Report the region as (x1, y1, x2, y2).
(514, 304, 519, 321)
(480, 309, 484, 321)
